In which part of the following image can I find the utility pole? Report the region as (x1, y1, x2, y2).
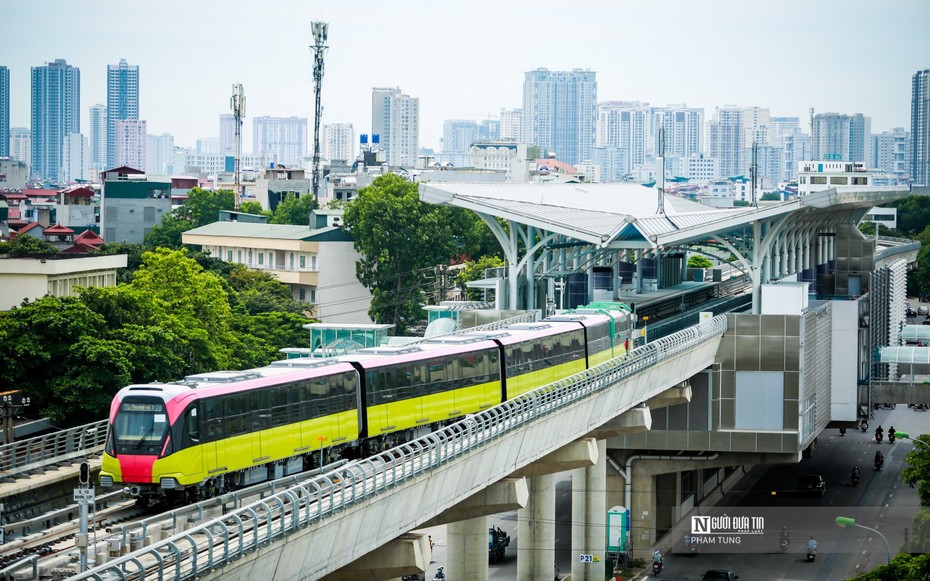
(310, 22, 329, 204)
(230, 83, 246, 210)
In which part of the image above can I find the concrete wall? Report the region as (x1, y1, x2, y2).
(316, 242, 372, 324)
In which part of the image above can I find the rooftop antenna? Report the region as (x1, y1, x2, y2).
(230, 83, 246, 210)
(310, 21, 329, 206)
(656, 126, 666, 215)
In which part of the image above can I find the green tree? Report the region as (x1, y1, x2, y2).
(270, 193, 315, 225)
(0, 235, 60, 256)
(226, 266, 305, 315)
(176, 187, 235, 226)
(760, 192, 782, 201)
(910, 508, 930, 553)
(239, 200, 269, 216)
(342, 174, 480, 333)
(687, 255, 714, 269)
(94, 242, 146, 283)
(458, 256, 504, 301)
(901, 433, 930, 506)
(143, 213, 195, 249)
(848, 552, 930, 580)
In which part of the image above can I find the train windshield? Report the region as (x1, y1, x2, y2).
(113, 397, 169, 453)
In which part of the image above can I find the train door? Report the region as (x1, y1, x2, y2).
(201, 398, 226, 474)
(250, 391, 268, 463)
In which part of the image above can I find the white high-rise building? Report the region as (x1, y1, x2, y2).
(872, 127, 909, 177)
(10, 127, 30, 169)
(252, 116, 308, 167)
(323, 123, 355, 162)
(441, 119, 479, 167)
(106, 59, 139, 168)
(811, 112, 871, 164)
(523, 69, 597, 165)
(31, 58, 80, 181)
(500, 108, 522, 142)
(912, 69, 930, 185)
(147, 133, 175, 175)
(219, 113, 237, 154)
(652, 105, 703, 158)
(371, 87, 419, 167)
(114, 119, 147, 170)
(61, 132, 87, 183)
(598, 101, 651, 170)
(89, 104, 106, 169)
(707, 106, 745, 178)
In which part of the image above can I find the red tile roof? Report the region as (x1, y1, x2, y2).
(74, 230, 105, 245)
(61, 186, 95, 197)
(24, 189, 59, 198)
(18, 222, 43, 234)
(44, 224, 75, 234)
(0, 193, 26, 200)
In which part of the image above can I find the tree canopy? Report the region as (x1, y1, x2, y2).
(342, 174, 488, 333)
(144, 187, 235, 248)
(0, 235, 60, 256)
(270, 193, 315, 225)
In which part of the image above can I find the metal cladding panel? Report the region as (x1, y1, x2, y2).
(460, 196, 627, 238)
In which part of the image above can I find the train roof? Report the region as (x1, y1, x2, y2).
(336, 337, 501, 368)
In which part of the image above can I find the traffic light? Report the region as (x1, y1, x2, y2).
(79, 461, 90, 485)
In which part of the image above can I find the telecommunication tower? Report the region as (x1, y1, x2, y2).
(310, 21, 329, 203)
(230, 83, 246, 210)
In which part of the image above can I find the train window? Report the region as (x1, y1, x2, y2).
(462, 353, 478, 384)
(203, 398, 224, 441)
(428, 358, 446, 386)
(225, 395, 248, 436)
(310, 377, 329, 396)
(182, 406, 200, 447)
(250, 390, 269, 431)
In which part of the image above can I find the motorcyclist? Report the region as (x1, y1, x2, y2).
(652, 549, 663, 564)
(889, 426, 896, 441)
(875, 450, 884, 465)
(781, 526, 790, 541)
(852, 465, 860, 480)
(876, 425, 884, 437)
(433, 566, 445, 580)
(807, 536, 818, 552)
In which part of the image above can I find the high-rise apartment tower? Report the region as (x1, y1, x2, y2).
(31, 59, 80, 181)
(107, 59, 139, 168)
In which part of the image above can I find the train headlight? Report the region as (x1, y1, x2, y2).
(99, 475, 114, 487)
(160, 477, 179, 490)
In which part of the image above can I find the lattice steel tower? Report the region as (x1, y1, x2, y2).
(230, 83, 246, 210)
(310, 22, 329, 203)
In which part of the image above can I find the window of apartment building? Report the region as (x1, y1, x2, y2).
(810, 176, 827, 184)
(800, 176, 807, 184)
(299, 255, 306, 269)
(143, 206, 156, 222)
(247, 250, 253, 265)
(237, 250, 243, 263)
(310, 289, 316, 303)
(227, 250, 233, 261)
(298, 288, 306, 301)
(258, 252, 264, 266)
(852, 177, 868, 185)
(311, 255, 318, 271)
(830, 177, 848, 185)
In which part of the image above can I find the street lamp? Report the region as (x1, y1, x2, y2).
(835, 516, 891, 565)
(894, 431, 930, 450)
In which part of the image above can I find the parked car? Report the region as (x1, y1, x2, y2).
(919, 305, 929, 316)
(702, 571, 739, 580)
(907, 307, 917, 318)
(798, 474, 826, 496)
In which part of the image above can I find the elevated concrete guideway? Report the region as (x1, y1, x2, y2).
(71, 319, 726, 581)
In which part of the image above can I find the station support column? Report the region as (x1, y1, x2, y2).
(447, 515, 489, 581)
(517, 474, 556, 581)
(571, 439, 607, 581)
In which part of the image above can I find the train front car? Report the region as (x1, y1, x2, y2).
(100, 382, 192, 502)
(101, 361, 362, 504)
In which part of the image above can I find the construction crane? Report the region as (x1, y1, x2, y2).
(230, 83, 246, 210)
(310, 21, 328, 204)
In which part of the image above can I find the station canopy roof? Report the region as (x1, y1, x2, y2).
(878, 346, 930, 364)
(419, 183, 908, 249)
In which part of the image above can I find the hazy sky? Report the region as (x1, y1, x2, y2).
(3, 0, 929, 152)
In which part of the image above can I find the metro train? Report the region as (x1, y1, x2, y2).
(99, 306, 634, 504)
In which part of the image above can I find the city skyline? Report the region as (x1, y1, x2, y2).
(2, 0, 929, 154)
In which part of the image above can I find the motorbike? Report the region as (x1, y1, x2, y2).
(888, 431, 896, 443)
(860, 420, 869, 432)
(807, 549, 817, 562)
(852, 470, 860, 486)
(652, 560, 663, 574)
(875, 455, 884, 470)
(875, 431, 883, 444)
(780, 537, 790, 552)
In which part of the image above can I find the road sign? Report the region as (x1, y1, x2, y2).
(74, 488, 95, 503)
